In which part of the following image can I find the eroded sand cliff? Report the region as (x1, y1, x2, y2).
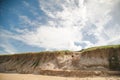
(0, 45, 120, 77)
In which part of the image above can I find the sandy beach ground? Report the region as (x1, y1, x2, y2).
(0, 73, 120, 80)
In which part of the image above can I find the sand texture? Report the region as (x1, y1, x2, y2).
(0, 73, 120, 80)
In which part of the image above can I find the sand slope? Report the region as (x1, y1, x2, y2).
(0, 73, 120, 80)
(0, 47, 120, 74)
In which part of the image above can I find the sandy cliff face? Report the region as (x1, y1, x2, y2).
(0, 46, 120, 74)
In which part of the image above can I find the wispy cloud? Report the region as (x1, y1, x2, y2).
(19, 15, 41, 27)
(13, 26, 82, 50)
(15, 0, 120, 50)
(1, 0, 120, 52)
(23, 1, 39, 16)
(0, 42, 16, 54)
(0, 29, 17, 54)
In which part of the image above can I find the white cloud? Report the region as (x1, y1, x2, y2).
(0, 42, 16, 54)
(2, 0, 120, 51)
(19, 15, 41, 27)
(0, 29, 17, 54)
(38, 0, 120, 49)
(13, 26, 82, 51)
(23, 1, 39, 16)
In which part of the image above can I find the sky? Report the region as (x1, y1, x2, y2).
(0, 0, 120, 54)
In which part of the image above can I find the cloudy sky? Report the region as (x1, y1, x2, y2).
(0, 0, 120, 54)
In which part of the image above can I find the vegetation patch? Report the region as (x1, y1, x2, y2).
(80, 44, 120, 53)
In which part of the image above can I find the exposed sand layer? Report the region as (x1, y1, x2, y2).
(0, 73, 120, 80)
(0, 45, 120, 78)
(0, 47, 120, 74)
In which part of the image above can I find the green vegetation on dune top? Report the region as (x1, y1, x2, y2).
(81, 44, 120, 53)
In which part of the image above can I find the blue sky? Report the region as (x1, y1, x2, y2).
(0, 0, 120, 54)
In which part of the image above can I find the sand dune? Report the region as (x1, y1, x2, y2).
(0, 45, 120, 80)
(0, 73, 120, 80)
(0, 45, 120, 75)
